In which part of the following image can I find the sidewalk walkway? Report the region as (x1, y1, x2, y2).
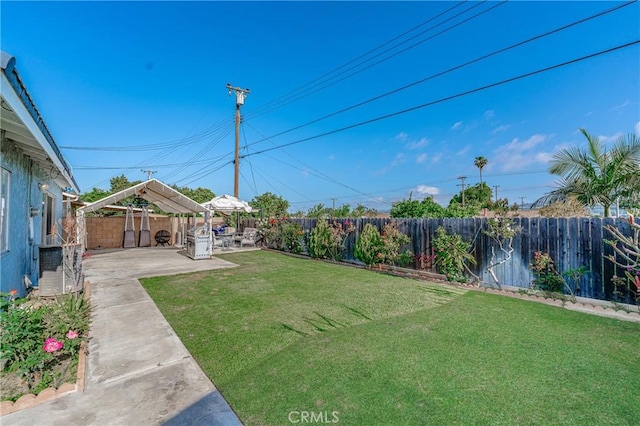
(3, 247, 245, 425)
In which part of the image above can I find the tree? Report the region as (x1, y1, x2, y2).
(533, 129, 640, 217)
(80, 187, 111, 203)
(172, 186, 215, 204)
(474, 156, 488, 184)
(250, 192, 289, 218)
(306, 203, 329, 219)
(449, 183, 492, 208)
(332, 204, 351, 218)
(538, 196, 589, 217)
(390, 197, 445, 218)
(109, 174, 141, 193)
(350, 204, 378, 218)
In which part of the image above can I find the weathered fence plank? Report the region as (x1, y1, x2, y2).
(250, 216, 637, 304)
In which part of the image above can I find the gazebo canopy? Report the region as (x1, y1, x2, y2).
(201, 194, 254, 215)
(79, 179, 207, 214)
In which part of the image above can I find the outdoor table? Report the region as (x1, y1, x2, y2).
(217, 233, 235, 250)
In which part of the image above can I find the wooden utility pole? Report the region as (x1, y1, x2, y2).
(457, 176, 467, 207)
(493, 185, 500, 202)
(227, 83, 250, 198)
(520, 196, 526, 210)
(141, 169, 156, 180)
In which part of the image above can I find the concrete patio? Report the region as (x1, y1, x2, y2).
(3, 246, 255, 425)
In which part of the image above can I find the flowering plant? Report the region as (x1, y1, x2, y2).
(309, 219, 354, 261)
(0, 289, 19, 312)
(530, 251, 565, 293)
(43, 337, 64, 353)
(433, 226, 476, 283)
(379, 223, 413, 266)
(604, 216, 640, 304)
(1, 293, 90, 400)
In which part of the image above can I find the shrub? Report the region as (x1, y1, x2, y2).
(530, 251, 565, 293)
(433, 227, 476, 283)
(257, 217, 285, 249)
(380, 223, 413, 266)
(281, 222, 305, 254)
(308, 220, 353, 261)
(354, 223, 383, 266)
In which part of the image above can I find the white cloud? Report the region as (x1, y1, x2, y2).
(414, 185, 439, 197)
(484, 110, 495, 120)
(406, 137, 429, 150)
(430, 153, 443, 164)
(456, 145, 470, 156)
(416, 153, 428, 164)
(395, 132, 408, 141)
(451, 121, 463, 130)
(599, 131, 623, 144)
(505, 134, 547, 151)
(612, 100, 631, 110)
(535, 152, 553, 163)
(492, 124, 511, 134)
(635, 121, 640, 135)
(391, 153, 406, 167)
(494, 134, 551, 172)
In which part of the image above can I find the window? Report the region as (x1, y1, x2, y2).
(42, 192, 58, 245)
(0, 168, 9, 253)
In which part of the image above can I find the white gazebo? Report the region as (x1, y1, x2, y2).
(201, 194, 254, 215)
(78, 179, 213, 259)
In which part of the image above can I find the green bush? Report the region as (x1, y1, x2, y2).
(433, 227, 476, 282)
(354, 223, 383, 266)
(309, 220, 353, 261)
(530, 251, 565, 293)
(380, 223, 413, 266)
(281, 222, 305, 254)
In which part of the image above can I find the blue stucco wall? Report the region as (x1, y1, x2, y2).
(1, 139, 61, 296)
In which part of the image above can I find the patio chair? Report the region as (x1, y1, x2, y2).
(237, 227, 259, 247)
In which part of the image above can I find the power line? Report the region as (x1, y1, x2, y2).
(245, 1, 501, 120)
(241, 1, 634, 150)
(244, 1, 470, 119)
(60, 118, 232, 151)
(237, 40, 639, 160)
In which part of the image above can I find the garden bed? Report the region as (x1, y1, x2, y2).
(0, 283, 91, 414)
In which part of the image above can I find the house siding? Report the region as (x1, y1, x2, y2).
(0, 139, 59, 296)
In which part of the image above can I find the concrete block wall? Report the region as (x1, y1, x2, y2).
(85, 216, 174, 249)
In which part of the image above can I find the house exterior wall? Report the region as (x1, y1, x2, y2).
(0, 139, 60, 295)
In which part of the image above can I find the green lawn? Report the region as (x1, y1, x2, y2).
(141, 251, 640, 425)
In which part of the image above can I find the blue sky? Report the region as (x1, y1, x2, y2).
(2, 1, 639, 212)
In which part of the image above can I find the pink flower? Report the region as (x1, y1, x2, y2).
(43, 338, 64, 352)
(66, 330, 79, 339)
(9, 289, 17, 296)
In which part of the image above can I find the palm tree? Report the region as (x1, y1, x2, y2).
(533, 129, 640, 217)
(474, 156, 488, 184)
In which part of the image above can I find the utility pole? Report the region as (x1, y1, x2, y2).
(493, 185, 500, 203)
(227, 83, 250, 198)
(520, 196, 526, 210)
(141, 169, 156, 180)
(457, 176, 467, 207)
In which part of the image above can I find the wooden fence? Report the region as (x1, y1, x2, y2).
(242, 217, 638, 304)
